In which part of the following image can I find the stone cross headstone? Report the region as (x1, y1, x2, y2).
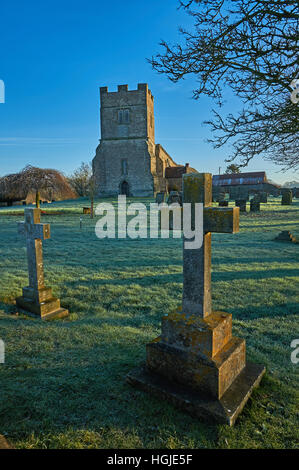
(16, 208, 69, 320)
(182, 173, 239, 317)
(127, 173, 265, 426)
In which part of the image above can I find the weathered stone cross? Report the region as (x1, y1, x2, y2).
(182, 173, 239, 318)
(18, 208, 50, 294)
(128, 172, 265, 426)
(16, 208, 68, 319)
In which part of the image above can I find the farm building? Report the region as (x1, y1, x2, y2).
(212, 172, 281, 201)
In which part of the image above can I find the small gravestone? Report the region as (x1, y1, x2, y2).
(218, 191, 229, 206)
(235, 199, 247, 212)
(281, 189, 292, 205)
(274, 231, 297, 243)
(16, 208, 69, 320)
(127, 173, 265, 426)
(167, 190, 182, 206)
(155, 192, 166, 204)
(259, 192, 268, 203)
(250, 195, 260, 212)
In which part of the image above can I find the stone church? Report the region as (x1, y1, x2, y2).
(92, 83, 186, 197)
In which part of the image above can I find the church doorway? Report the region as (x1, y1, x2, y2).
(120, 180, 130, 196)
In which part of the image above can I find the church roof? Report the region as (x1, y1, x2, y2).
(165, 164, 198, 179)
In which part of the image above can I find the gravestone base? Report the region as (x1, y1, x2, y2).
(127, 308, 265, 425)
(16, 286, 69, 320)
(127, 362, 265, 426)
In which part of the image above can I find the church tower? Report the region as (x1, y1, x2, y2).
(92, 83, 157, 197)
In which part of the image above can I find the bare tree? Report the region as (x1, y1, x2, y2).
(149, 0, 299, 170)
(68, 162, 92, 197)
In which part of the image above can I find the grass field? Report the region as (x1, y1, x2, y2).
(0, 197, 298, 449)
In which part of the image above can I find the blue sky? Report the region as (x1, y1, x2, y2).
(0, 0, 297, 184)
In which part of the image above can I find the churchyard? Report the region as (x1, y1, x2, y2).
(0, 195, 298, 448)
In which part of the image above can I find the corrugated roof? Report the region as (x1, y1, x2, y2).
(213, 172, 267, 186)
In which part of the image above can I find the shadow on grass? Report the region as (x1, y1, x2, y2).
(230, 302, 298, 320)
(60, 266, 298, 293)
(213, 267, 299, 281)
(241, 221, 299, 229)
(0, 347, 218, 447)
(0, 301, 17, 316)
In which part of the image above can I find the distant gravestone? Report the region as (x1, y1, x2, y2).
(274, 231, 297, 243)
(250, 195, 260, 212)
(167, 190, 182, 206)
(281, 189, 292, 205)
(127, 173, 265, 426)
(16, 208, 69, 320)
(155, 192, 166, 204)
(235, 199, 247, 212)
(259, 192, 268, 203)
(218, 191, 228, 206)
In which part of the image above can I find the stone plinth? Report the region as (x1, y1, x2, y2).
(128, 305, 265, 425)
(127, 363, 265, 426)
(146, 309, 246, 400)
